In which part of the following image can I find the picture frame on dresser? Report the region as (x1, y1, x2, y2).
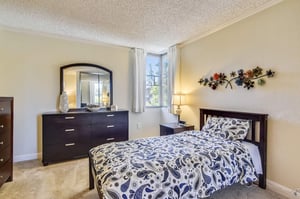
(0, 97, 13, 187)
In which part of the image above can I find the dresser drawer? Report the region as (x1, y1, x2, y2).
(0, 127, 11, 150)
(91, 122, 128, 147)
(43, 114, 91, 126)
(93, 111, 128, 125)
(0, 101, 11, 115)
(92, 130, 128, 146)
(0, 160, 11, 185)
(0, 146, 11, 167)
(93, 133, 128, 146)
(43, 125, 91, 145)
(43, 142, 89, 164)
(93, 122, 128, 136)
(0, 115, 11, 134)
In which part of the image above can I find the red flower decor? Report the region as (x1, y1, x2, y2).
(198, 66, 275, 90)
(213, 73, 220, 80)
(245, 70, 254, 78)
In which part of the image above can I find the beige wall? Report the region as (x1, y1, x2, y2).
(0, 28, 161, 161)
(1, 0, 299, 193)
(180, 0, 300, 191)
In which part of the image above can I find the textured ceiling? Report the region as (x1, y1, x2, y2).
(0, 0, 282, 52)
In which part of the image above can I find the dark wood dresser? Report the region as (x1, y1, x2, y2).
(0, 97, 13, 187)
(160, 123, 194, 136)
(42, 110, 128, 165)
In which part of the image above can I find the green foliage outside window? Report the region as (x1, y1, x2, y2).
(146, 53, 168, 107)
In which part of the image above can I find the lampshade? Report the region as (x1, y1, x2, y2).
(172, 94, 186, 105)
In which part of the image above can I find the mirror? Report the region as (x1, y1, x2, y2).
(60, 63, 113, 109)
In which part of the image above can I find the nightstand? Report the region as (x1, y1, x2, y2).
(160, 123, 194, 136)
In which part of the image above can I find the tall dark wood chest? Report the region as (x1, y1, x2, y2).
(0, 97, 13, 187)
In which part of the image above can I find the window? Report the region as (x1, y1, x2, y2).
(145, 53, 169, 107)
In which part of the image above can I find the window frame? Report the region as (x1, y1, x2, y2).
(145, 52, 168, 108)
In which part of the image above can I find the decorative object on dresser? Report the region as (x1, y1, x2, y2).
(160, 123, 194, 136)
(42, 110, 128, 166)
(0, 97, 13, 187)
(58, 91, 69, 113)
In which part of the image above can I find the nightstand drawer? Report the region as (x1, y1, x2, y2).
(160, 126, 174, 136)
(160, 123, 194, 136)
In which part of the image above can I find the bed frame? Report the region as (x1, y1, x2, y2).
(89, 108, 268, 195)
(200, 108, 268, 189)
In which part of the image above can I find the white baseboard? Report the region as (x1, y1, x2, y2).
(267, 179, 297, 199)
(13, 152, 41, 162)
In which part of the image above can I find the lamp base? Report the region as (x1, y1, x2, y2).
(179, 120, 186, 125)
(176, 115, 186, 126)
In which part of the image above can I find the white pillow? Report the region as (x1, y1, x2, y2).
(202, 116, 250, 140)
(201, 116, 221, 132)
(217, 117, 250, 140)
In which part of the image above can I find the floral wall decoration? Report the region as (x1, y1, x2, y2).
(198, 66, 275, 90)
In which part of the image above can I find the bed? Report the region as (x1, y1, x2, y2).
(89, 108, 268, 199)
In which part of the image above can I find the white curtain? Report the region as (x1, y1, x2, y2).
(168, 45, 180, 114)
(131, 48, 146, 113)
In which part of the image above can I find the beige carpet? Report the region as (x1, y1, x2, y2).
(0, 158, 287, 199)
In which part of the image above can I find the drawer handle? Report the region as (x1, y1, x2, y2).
(107, 125, 115, 128)
(106, 114, 114, 117)
(0, 141, 3, 145)
(65, 116, 75, 120)
(65, 143, 75, 147)
(65, 128, 75, 132)
(106, 138, 115, 141)
(0, 158, 4, 162)
(0, 107, 4, 111)
(0, 124, 4, 128)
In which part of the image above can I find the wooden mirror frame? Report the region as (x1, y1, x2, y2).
(60, 63, 113, 110)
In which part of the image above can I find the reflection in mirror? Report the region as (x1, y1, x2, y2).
(60, 63, 113, 109)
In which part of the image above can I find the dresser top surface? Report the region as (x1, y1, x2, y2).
(43, 109, 128, 116)
(0, 97, 13, 101)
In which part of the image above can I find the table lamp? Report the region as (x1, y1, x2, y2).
(172, 94, 186, 124)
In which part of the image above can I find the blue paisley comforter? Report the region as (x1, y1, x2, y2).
(89, 130, 257, 199)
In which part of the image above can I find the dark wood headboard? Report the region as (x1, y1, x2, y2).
(200, 108, 268, 189)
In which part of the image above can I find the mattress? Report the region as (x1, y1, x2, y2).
(89, 130, 258, 199)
